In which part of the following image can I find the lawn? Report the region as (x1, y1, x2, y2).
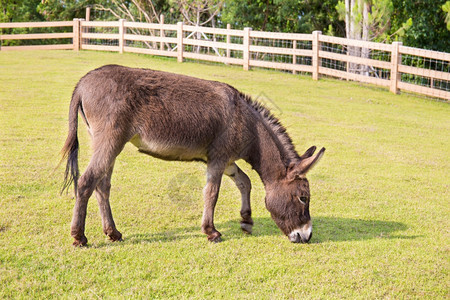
(0, 50, 448, 298)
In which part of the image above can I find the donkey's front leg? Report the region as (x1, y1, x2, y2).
(201, 164, 225, 243)
(95, 163, 122, 242)
(225, 163, 253, 234)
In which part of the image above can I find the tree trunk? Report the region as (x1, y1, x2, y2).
(348, 0, 359, 73)
(345, 0, 350, 39)
(196, 5, 201, 54)
(361, 0, 370, 75)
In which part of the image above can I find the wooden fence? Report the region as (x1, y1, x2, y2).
(0, 21, 74, 50)
(1, 19, 449, 101)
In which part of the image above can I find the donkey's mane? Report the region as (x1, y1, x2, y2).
(239, 92, 300, 165)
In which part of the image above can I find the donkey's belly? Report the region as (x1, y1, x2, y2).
(129, 134, 207, 162)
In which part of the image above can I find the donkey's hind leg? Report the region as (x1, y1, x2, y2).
(71, 140, 125, 247)
(95, 161, 122, 242)
(225, 163, 253, 234)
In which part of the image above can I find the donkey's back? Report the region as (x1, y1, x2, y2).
(74, 65, 252, 163)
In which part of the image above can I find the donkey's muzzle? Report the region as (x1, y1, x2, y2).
(288, 222, 312, 243)
(289, 232, 312, 243)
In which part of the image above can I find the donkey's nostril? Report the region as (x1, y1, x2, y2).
(289, 232, 302, 243)
(303, 232, 312, 243)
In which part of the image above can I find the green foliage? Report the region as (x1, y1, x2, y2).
(336, 0, 395, 41)
(220, 0, 344, 35)
(220, 0, 288, 31)
(389, 0, 450, 51)
(0, 0, 448, 51)
(298, 0, 345, 36)
(368, 0, 393, 38)
(443, 1, 450, 30)
(335, 0, 450, 49)
(37, 0, 95, 21)
(0, 0, 43, 22)
(92, 0, 176, 23)
(0, 50, 448, 298)
(0, 0, 84, 47)
(335, 0, 345, 21)
(394, 17, 413, 39)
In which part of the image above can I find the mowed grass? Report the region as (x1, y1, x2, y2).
(0, 50, 448, 298)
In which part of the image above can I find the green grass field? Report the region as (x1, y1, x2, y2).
(0, 50, 448, 298)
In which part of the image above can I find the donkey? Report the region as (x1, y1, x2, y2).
(61, 65, 325, 246)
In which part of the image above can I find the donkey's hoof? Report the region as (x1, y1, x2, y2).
(72, 236, 88, 247)
(107, 230, 123, 242)
(210, 236, 222, 243)
(240, 222, 253, 234)
(207, 232, 222, 243)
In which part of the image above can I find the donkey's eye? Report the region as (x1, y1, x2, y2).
(297, 196, 307, 205)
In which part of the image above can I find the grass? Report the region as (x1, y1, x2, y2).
(0, 50, 448, 299)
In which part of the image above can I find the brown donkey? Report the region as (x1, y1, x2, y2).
(61, 65, 325, 246)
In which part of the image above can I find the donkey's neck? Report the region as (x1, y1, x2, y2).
(238, 92, 300, 186)
(246, 132, 286, 186)
(244, 120, 297, 186)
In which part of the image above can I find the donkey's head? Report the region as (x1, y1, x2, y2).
(265, 146, 325, 243)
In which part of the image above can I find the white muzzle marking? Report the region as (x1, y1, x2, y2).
(288, 221, 312, 243)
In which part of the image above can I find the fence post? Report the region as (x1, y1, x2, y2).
(118, 19, 125, 54)
(226, 24, 231, 65)
(292, 38, 297, 74)
(243, 27, 251, 71)
(177, 22, 183, 63)
(160, 14, 165, 51)
(73, 18, 80, 51)
(85, 7, 91, 21)
(390, 41, 402, 94)
(312, 30, 321, 80)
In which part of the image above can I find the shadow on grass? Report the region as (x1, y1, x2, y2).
(237, 216, 415, 243)
(311, 216, 417, 243)
(90, 216, 415, 247)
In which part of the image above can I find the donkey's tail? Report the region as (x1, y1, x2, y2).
(60, 89, 81, 195)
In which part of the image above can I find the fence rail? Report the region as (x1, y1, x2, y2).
(0, 19, 449, 101)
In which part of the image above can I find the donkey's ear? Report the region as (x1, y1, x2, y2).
(299, 146, 317, 159)
(287, 147, 325, 180)
(297, 147, 325, 175)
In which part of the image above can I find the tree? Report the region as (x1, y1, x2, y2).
(299, 0, 345, 36)
(335, 0, 407, 42)
(444, 1, 450, 30)
(389, 0, 449, 51)
(335, 0, 414, 74)
(37, 0, 95, 21)
(1, 0, 53, 46)
(221, 0, 344, 34)
(221, 0, 280, 31)
(1, 0, 43, 22)
(93, 0, 173, 23)
(171, 0, 223, 27)
(92, 0, 176, 51)
(167, 0, 223, 54)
